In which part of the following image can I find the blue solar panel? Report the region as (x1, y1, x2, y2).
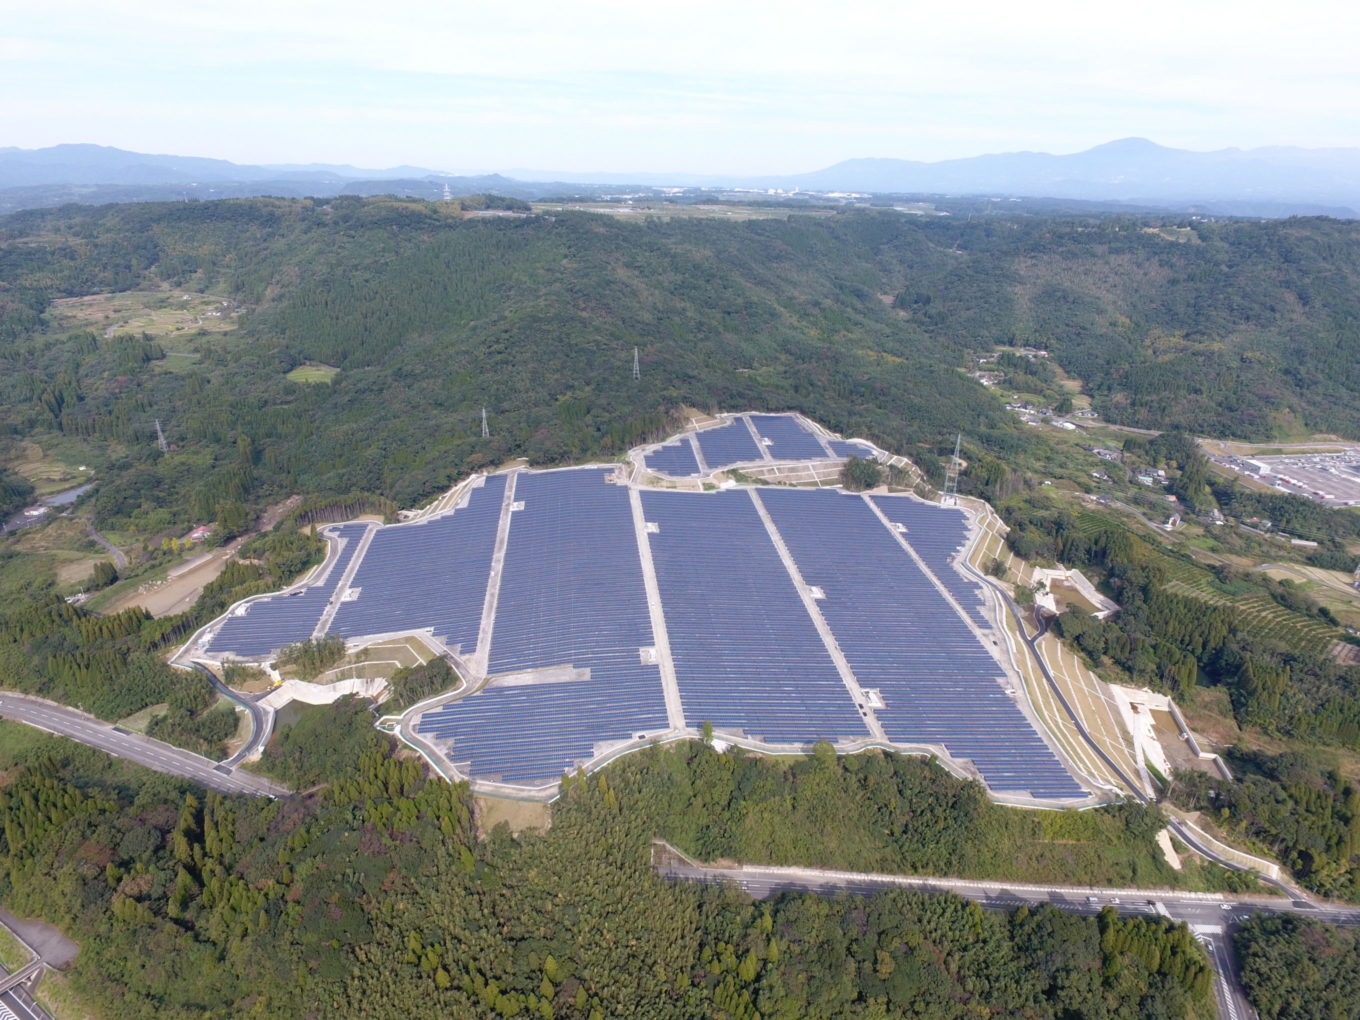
(208, 523, 370, 657)
(760, 487, 1083, 799)
(871, 497, 991, 626)
(329, 473, 506, 651)
(749, 414, 828, 460)
(643, 488, 868, 743)
(415, 679, 664, 782)
(417, 467, 669, 781)
(694, 419, 764, 469)
(644, 437, 701, 477)
(828, 439, 876, 459)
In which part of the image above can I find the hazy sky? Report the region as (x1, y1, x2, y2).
(3, 0, 1356, 173)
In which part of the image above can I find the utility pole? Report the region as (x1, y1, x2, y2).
(633, 346, 640, 381)
(481, 407, 490, 439)
(154, 418, 168, 453)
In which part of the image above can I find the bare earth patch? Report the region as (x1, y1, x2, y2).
(106, 546, 234, 617)
(475, 795, 550, 837)
(55, 557, 99, 585)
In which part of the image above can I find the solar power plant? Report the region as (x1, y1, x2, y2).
(643, 436, 701, 477)
(200, 415, 1088, 799)
(694, 418, 764, 469)
(748, 414, 829, 460)
(827, 439, 876, 459)
(416, 468, 669, 781)
(643, 488, 869, 743)
(330, 473, 506, 650)
(871, 497, 991, 627)
(207, 523, 370, 657)
(760, 488, 1083, 799)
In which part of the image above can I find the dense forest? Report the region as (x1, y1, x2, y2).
(2, 199, 1360, 562)
(1235, 913, 1360, 1019)
(0, 723, 1217, 1019)
(590, 740, 1232, 891)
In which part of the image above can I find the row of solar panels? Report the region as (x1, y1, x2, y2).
(416, 468, 669, 781)
(330, 474, 506, 652)
(643, 413, 874, 477)
(759, 488, 1083, 798)
(207, 475, 508, 660)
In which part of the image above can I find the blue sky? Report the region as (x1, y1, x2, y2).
(2, 0, 1356, 173)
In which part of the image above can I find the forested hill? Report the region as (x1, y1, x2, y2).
(2, 198, 1360, 535)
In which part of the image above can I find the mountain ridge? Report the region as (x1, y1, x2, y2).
(2, 139, 1359, 216)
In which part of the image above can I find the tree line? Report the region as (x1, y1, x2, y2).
(0, 720, 1218, 1018)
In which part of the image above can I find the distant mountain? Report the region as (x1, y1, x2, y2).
(0, 145, 603, 215)
(2, 140, 1359, 217)
(0, 143, 294, 187)
(510, 139, 1360, 216)
(780, 138, 1360, 214)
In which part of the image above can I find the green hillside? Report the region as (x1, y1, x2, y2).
(0, 198, 1015, 535)
(4, 199, 1360, 552)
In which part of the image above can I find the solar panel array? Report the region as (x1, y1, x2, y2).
(645, 415, 874, 478)
(749, 414, 829, 460)
(416, 468, 669, 781)
(644, 489, 868, 743)
(207, 523, 370, 657)
(694, 419, 763, 469)
(828, 439, 876, 459)
(871, 497, 991, 626)
(329, 473, 506, 650)
(643, 437, 701, 477)
(761, 488, 1082, 799)
(200, 424, 1086, 798)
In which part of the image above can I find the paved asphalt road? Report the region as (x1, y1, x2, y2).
(192, 663, 273, 767)
(658, 856, 1360, 1020)
(0, 692, 288, 798)
(0, 984, 48, 1020)
(82, 519, 127, 569)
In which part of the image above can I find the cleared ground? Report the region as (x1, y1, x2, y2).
(47, 288, 243, 339)
(474, 795, 550, 836)
(285, 363, 339, 384)
(106, 546, 234, 617)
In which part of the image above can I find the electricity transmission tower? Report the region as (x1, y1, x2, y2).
(632, 346, 640, 381)
(154, 418, 168, 453)
(481, 407, 490, 439)
(941, 433, 962, 505)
